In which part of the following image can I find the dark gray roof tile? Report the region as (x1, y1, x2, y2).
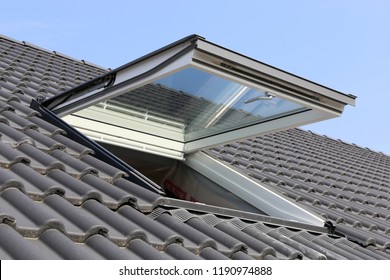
(24, 128, 66, 152)
(359, 228, 390, 250)
(27, 116, 65, 136)
(365, 245, 390, 258)
(311, 235, 363, 260)
(1, 110, 37, 130)
(117, 205, 183, 249)
(0, 89, 19, 102)
(85, 234, 140, 259)
(0, 166, 25, 192)
(39, 228, 104, 259)
(52, 133, 93, 157)
(113, 178, 162, 211)
(210, 128, 390, 254)
(81, 155, 127, 181)
(17, 143, 64, 173)
(42, 195, 109, 240)
(9, 163, 65, 199)
(81, 199, 150, 245)
(164, 243, 202, 260)
(0, 99, 13, 112)
(286, 231, 343, 260)
(0, 224, 61, 259)
(263, 254, 278, 260)
(242, 225, 304, 260)
(186, 217, 248, 256)
(126, 239, 173, 260)
(231, 250, 256, 260)
(81, 174, 137, 208)
(154, 212, 217, 251)
(199, 247, 230, 260)
(215, 222, 276, 259)
(0, 122, 33, 147)
(50, 149, 98, 178)
(0, 188, 67, 236)
(0, 141, 30, 168)
(332, 238, 381, 260)
(47, 169, 103, 205)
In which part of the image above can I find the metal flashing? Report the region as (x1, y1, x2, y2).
(157, 197, 331, 234)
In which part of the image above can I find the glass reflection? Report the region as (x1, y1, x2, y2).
(103, 67, 306, 141)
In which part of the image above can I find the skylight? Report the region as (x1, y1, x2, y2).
(42, 34, 355, 160)
(36, 34, 357, 226)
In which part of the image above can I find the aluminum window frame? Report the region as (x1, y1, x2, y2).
(42, 35, 355, 160)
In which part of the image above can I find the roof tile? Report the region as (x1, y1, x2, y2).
(154, 212, 217, 252)
(185, 217, 248, 256)
(198, 247, 230, 260)
(80, 174, 136, 209)
(0, 224, 62, 259)
(164, 243, 203, 260)
(215, 222, 276, 259)
(16, 143, 65, 174)
(112, 178, 162, 211)
(0, 141, 30, 168)
(126, 239, 173, 260)
(52, 133, 93, 157)
(9, 163, 65, 199)
(0, 188, 67, 236)
(117, 205, 184, 249)
(1, 110, 37, 130)
(28, 116, 65, 136)
(39, 228, 104, 259)
(46, 169, 103, 205)
(80, 155, 127, 182)
(50, 149, 98, 178)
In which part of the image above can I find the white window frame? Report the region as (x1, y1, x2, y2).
(50, 35, 354, 160)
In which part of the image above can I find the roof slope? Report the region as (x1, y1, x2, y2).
(0, 34, 389, 259)
(208, 129, 390, 253)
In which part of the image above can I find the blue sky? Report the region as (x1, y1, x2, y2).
(2, 0, 390, 155)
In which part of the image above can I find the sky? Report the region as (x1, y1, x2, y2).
(1, 0, 390, 155)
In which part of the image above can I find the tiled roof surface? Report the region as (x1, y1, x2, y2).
(208, 129, 390, 254)
(0, 34, 389, 259)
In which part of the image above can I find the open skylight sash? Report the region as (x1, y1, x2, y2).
(52, 40, 197, 117)
(41, 35, 355, 159)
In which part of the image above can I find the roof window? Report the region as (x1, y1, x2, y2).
(42, 35, 355, 160)
(34, 34, 357, 227)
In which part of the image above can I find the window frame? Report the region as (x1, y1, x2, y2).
(42, 34, 355, 160)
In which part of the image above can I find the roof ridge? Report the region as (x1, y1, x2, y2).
(0, 34, 109, 72)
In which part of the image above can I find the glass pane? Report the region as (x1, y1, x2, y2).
(97, 67, 306, 142)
